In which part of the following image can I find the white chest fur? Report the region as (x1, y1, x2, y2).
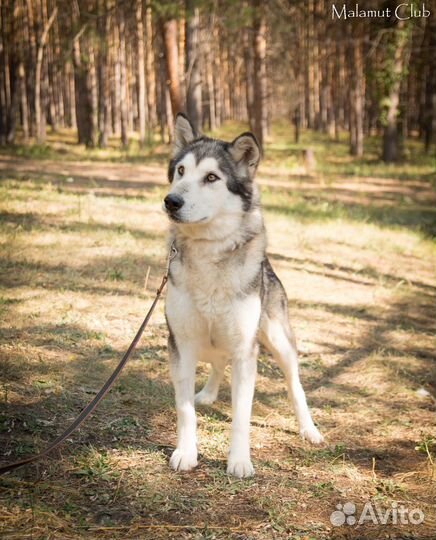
(171, 240, 262, 314)
(165, 236, 264, 355)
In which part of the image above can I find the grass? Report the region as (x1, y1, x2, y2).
(0, 123, 435, 539)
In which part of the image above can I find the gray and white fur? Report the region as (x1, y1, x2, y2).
(163, 114, 323, 478)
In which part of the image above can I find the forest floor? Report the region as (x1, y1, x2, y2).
(0, 124, 435, 539)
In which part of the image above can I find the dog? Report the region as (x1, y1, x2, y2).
(163, 114, 323, 478)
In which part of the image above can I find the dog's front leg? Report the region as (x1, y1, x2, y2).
(227, 343, 258, 478)
(169, 343, 198, 472)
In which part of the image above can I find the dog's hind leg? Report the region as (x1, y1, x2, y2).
(195, 364, 225, 405)
(259, 315, 324, 444)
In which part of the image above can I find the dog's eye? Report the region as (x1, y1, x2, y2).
(177, 165, 185, 176)
(206, 173, 219, 183)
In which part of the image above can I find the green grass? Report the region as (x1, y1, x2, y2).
(4, 122, 435, 182)
(0, 128, 169, 165)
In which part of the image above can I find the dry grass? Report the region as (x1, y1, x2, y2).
(0, 125, 435, 539)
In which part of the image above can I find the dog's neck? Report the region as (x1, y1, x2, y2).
(170, 206, 265, 260)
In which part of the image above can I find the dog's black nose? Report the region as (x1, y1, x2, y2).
(164, 194, 184, 212)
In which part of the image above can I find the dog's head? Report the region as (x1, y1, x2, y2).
(164, 114, 261, 229)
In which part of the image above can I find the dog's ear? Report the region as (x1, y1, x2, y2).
(173, 113, 196, 156)
(229, 132, 261, 179)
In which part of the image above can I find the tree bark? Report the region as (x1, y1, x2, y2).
(348, 33, 364, 156)
(185, 0, 202, 132)
(73, 33, 97, 147)
(252, 0, 267, 149)
(145, 1, 156, 130)
(0, 1, 11, 144)
(305, 0, 315, 129)
(204, 24, 216, 131)
(98, 0, 110, 147)
(382, 19, 409, 162)
(212, 23, 222, 127)
(35, 6, 57, 143)
(161, 18, 183, 116)
(18, 60, 29, 141)
(112, 22, 121, 135)
(118, 4, 128, 147)
(6, 1, 19, 143)
(243, 26, 255, 132)
(424, 15, 436, 153)
(89, 44, 98, 147)
(136, 0, 147, 146)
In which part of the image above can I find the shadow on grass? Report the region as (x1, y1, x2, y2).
(300, 288, 436, 396)
(0, 254, 162, 298)
(0, 167, 167, 197)
(264, 196, 436, 237)
(253, 282, 435, 423)
(0, 320, 174, 461)
(268, 251, 436, 295)
(0, 210, 165, 242)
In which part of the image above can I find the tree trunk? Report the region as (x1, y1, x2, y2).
(136, 0, 147, 146)
(161, 18, 183, 116)
(204, 26, 216, 131)
(112, 22, 121, 135)
(67, 62, 76, 128)
(424, 15, 436, 153)
(243, 26, 255, 132)
(6, 55, 18, 143)
(305, 0, 315, 129)
(185, 0, 202, 133)
(118, 5, 128, 147)
(156, 38, 167, 142)
(35, 6, 57, 143)
(252, 0, 267, 149)
(293, 105, 301, 143)
(212, 24, 222, 127)
(382, 20, 409, 162)
(145, 1, 156, 131)
(348, 33, 364, 156)
(220, 41, 230, 120)
(53, 17, 64, 128)
(6, 1, 19, 144)
(18, 61, 29, 141)
(0, 1, 10, 144)
(88, 44, 98, 147)
(98, 0, 110, 147)
(73, 35, 96, 147)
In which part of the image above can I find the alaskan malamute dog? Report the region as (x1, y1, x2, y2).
(163, 114, 323, 478)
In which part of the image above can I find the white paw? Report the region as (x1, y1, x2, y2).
(227, 455, 255, 478)
(195, 389, 217, 405)
(300, 424, 324, 445)
(169, 447, 198, 472)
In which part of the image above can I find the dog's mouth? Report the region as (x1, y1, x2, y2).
(166, 211, 208, 225)
(167, 212, 183, 223)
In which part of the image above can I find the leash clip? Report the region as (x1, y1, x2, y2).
(169, 243, 178, 261)
(166, 241, 178, 276)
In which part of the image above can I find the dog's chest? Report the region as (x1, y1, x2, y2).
(171, 249, 257, 316)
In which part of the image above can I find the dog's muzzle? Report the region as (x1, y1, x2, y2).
(164, 194, 184, 215)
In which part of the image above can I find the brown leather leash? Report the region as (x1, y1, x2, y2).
(0, 244, 177, 475)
